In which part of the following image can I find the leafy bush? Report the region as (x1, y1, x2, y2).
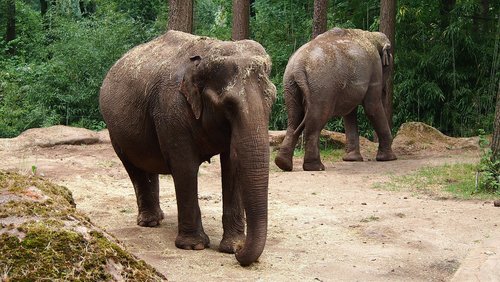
(477, 131, 500, 194)
(394, 0, 498, 137)
(0, 1, 163, 137)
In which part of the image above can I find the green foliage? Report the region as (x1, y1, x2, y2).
(477, 130, 500, 194)
(0, 0, 497, 139)
(394, 0, 499, 137)
(195, 0, 231, 39)
(0, 0, 163, 137)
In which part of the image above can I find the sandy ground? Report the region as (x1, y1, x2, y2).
(1, 127, 499, 281)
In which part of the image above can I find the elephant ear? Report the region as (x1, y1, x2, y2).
(180, 55, 203, 120)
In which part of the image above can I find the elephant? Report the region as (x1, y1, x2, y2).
(99, 30, 276, 266)
(274, 28, 397, 172)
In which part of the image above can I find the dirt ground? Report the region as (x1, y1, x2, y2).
(1, 125, 499, 281)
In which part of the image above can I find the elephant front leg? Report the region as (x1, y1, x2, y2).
(219, 152, 245, 253)
(119, 156, 164, 227)
(342, 109, 363, 162)
(275, 84, 305, 172)
(171, 164, 210, 250)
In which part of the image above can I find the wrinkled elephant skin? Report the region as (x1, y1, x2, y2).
(275, 28, 397, 172)
(99, 31, 276, 266)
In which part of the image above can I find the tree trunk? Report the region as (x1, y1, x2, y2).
(168, 0, 193, 33)
(492, 85, 500, 161)
(312, 0, 328, 39)
(379, 0, 396, 129)
(232, 0, 250, 40)
(40, 0, 48, 16)
(5, 0, 16, 55)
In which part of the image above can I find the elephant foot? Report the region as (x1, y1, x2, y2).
(137, 208, 164, 227)
(175, 231, 210, 250)
(303, 161, 325, 171)
(275, 154, 293, 172)
(219, 232, 246, 254)
(342, 151, 364, 162)
(376, 150, 397, 161)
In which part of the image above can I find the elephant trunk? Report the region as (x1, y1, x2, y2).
(231, 120, 269, 266)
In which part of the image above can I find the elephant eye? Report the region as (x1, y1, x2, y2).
(223, 96, 241, 115)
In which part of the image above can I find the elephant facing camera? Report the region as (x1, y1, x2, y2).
(99, 30, 276, 266)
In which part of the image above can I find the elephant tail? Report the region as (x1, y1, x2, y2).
(293, 114, 306, 137)
(291, 70, 311, 138)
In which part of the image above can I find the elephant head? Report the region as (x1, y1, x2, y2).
(179, 42, 276, 265)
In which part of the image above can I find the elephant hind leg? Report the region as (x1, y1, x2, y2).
(115, 149, 164, 227)
(342, 108, 364, 162)
(274, 125, 300, 171)
(362, 89, 397, 161)
(302, 114, 326, 171)
(275, 79, 305, 171)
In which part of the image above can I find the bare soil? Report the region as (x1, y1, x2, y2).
(1, 124, 498, 281)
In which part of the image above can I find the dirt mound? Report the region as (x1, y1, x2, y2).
(271, 122, 479, 157)
(0, 126, 110, 151)
(0, 171, 166, 281)
(393, 122, 479, 155)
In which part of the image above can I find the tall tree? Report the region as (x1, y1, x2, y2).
(492, 86, 500, 161)
(379, 0, 396, 128)
(5, 0, 16, 55)
(168, 0, 193, 33)
(312, 0, 327, 39)
(232, 0, 250, 40)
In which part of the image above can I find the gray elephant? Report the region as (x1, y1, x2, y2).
(275, 28, 397, 172)
(99, 30, 276, 266)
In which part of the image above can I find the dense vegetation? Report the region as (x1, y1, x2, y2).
(0, 0, 498, 138)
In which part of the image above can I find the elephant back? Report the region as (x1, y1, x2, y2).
(103, 31, 273, 97)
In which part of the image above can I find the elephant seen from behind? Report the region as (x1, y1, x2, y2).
(275, 28, 397, 172)
(99, 31, 276, 266)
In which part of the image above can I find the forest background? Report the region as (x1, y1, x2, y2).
(0, 0, 498, 139)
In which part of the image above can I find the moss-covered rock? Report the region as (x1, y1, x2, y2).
(0, 171, 166, 281)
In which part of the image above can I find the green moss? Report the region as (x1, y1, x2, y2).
(0, 171, 166, 281)
(1, 221, 94, 280)
(0, 171, 75, 206)
(0, 200, 72, 218)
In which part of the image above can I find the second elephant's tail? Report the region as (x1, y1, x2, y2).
(289, 70, 312, 138)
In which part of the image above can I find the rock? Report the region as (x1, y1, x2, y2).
(494, 200, 500, 207)
(0, 125, 100, 150)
